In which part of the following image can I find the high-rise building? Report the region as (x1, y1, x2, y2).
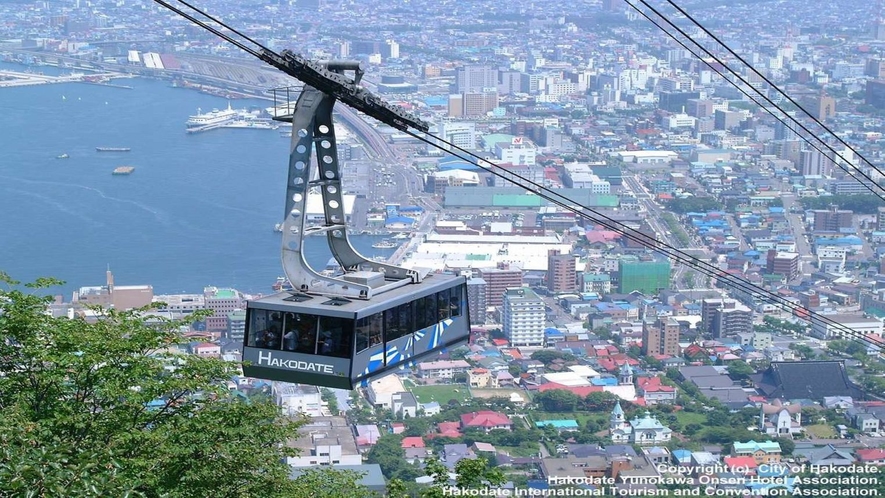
(547, 249, 577, 294)
(766, 251, 800, 281)
(466, 277, 488, 325)
(462, 91, 499, 117)
(712, 304, 753, 338)
(800, 148, 835, 177)
(204, 287, 245, 333)
(701, 298, 753, 337)
(502, 287, 545, 347)
(455, 65, 498, 93)
(384, 40, 399, 59)
(876, 207, 885, 232)
(618, 259, 671, 294)
(479, 266, 523, 308)
(642, 317, 681, 356)
(227, 309, 247, 341)
(812, 207, 853, 231)
(437, 121, 477, 149)
(866, 80, 885, 109)
(814, 95, 836, 121)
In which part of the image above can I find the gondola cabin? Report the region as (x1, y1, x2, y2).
(242, 274, 469, 389)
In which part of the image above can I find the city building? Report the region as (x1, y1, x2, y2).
(812, 207, 853, 231)
(203, 286, 245, 334)
(417, 360, 471, 379)
(466, 276, 488, 325)
(641, 317, 680, 356)
(274, 383, 323, 418)
(732, 441, 782, 464)
(609, 402, 673, 445)
(547, 249, 577, 294)
(227, 309, 246, 341)
(479, 266, 524, 308)
(618, 258, 670, 294)
(810, 314, 883, 340)
(800, 148, 836, 177)
(286, 417, 362, 468)
(766, 251, 800, 281)
(702, 298, 752, 336)
(73, 270, 154, 310)
(502, 287, 545, 347)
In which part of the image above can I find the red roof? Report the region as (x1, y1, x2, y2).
(437, 421, 461, 437)
(856, 449, 885, 462)
(723, 456, 758, 470)
(460, 410, 512, 429)
(401, 437, 425, 449)
(636, 377, 676, 393)
(492, 338, 509, 346)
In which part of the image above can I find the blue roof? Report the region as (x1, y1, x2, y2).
(545, 328, 562, 335)
(424, 96, 448, 106)
(535, 419, 579, 429)
(591, 377, 618, 386)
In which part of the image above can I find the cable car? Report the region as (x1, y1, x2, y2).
(242, 274, 468, 389)
(241, 74, 469, 389)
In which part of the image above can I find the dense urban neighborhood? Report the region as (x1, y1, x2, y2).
(3, 0, 885, 495)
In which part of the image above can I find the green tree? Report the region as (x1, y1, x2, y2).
(366, 434, 407, 478)
(534, 389, 580, 412)
(773, 437, 795, 455)
(0, 275, 366, 498)
(454, 457, 505, 489)
(726, 360, 755, 379)
(321, 388, 340, 414)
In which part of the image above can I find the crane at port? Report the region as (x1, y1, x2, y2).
(151, 0, 468, 389)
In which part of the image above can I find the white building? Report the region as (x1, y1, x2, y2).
(367, 375, 406, 409)
(437, 121, 477, 149)
(495, 140, 537, 166)
(502, 287, 545, 347)
(562, 163, 611, 193)
(274, 383, 323, 418)
(417, 360, 471, 379)
(615, 150, 678, 165)
(609, 402, 673, 445)
(811, 314, 883, 340)
(666, 113, 697, 130)
(286, 417, 362, 468)
(759, 401, 803, 438)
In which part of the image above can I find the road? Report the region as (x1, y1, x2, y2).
(623, 174, 711, 286)
(781, 194, 815, 276)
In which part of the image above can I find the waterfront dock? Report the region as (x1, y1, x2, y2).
(0, 70, 133, 88)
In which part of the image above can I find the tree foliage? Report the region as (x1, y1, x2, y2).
(0, 275, 370, 498)
(798, 194, 884, 214)
(665, 197, 723, 214)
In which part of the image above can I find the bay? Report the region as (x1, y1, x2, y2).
(0, 65, 394, 298)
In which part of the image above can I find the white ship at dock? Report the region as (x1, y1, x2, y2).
(186, 103, 279, 133)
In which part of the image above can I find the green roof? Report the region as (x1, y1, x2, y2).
(493, 194, 542, 207)
(465, 254, 491, 261)
(733, 440, 781, 453)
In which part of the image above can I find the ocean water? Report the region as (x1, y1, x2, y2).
(0, 65, 393, 297)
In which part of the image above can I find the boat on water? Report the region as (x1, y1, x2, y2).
(186, 102, 238, 128)
(224, 118, 278, 130)
(372, 239, 398, 249)
(391, 232, 410, 239)
(56, 153, 69, 159)
(271, 277, 293, 292)
(274, 223, 284, 232)
(96, 147, 131, 152)
(112, 166, 135, 175)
